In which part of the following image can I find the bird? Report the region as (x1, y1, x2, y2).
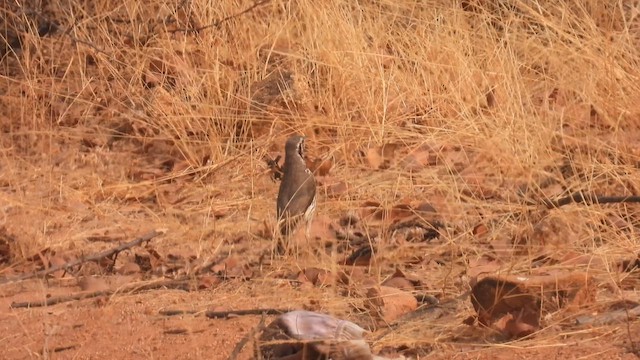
(276, 135, 317, 244)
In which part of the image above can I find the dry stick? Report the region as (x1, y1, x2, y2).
(206, 308, 289, 319)
(228, 314, 267, 360)
(160, 303, 291, 317)
(52, 345, 78, 353)
(159, 308, 290, 318)
(574, 305, 640, 326)
(168, 0, 272, 34)
(10, 278, 190, 308)
(12, 290, 113, 308)
(536, 192, 640, 209)
(0, 229, 166, 285)
(159, 309, 198, 316)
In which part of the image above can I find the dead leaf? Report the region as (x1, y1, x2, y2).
(144, 58, 177, 89)
(156, 183, 189, 207)
(380, 143, 400, 162)
(485, 87, 496, 109)
(145, 247, 166, 273)
(381, 276, 414, 291)
(525, 272, 596, 310)
(389, 204, 413, 221)
(359, 201, 384, 221)
(470, 277, 541, 337)
(48, 255, 69, 279)
(256, 219, 275, 239)
(489, 234, 516, 258)
(460, 172, 495, 199)
(470, 272, 596, 337)
(171, 160, 191, 174)
(365, 286, 418, 324)
(473, 223, 489, 238)
(342, 244, 375, 266)
(326, 180, 348, 198)
(291, 215, 335, 245)
(551, 252, 607, 270)
(365, 147, 383, 169)
(25, 247, 52, 263)
(78, 276, 109, 292)
(211, 256, 238, 273)
(495, 312, 538, 338)
(198, 275, 222, 289)
(339, 212, 360, 227)
(401, 147, 437, 171)
(530, 214, 577, 251)
(540, 183, 565, 200)
(337, 267, 367, 285)
(298, 268, 335, 287)
(441, 147, 470, 171)
(307, 157, 333, 176)
(382, 268, 422, 291)
(619, 254, 640, 272)
(117, 262, 141, 275)
(415, 202, 437, 214)
(467, 255, 502, 279)
(364, 143, 400, 169)
(134, 253, 153, 272)
(607, 213, 632, 230)
(212, 256, 252, 279)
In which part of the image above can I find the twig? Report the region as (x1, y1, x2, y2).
(264, 154, 283, 182)
(64, 34, 113, 57)
(0, 229, 166, 285)
(12, 290, 112, 308)
(52, 344, 78, 353)
(229, 313, 267, 360)
(159, 309, 199, 316)
(574, 305, 640, 327)
(168, 0, 272, 34)
(389, 219, 444, 231)
(192, 256, 227, 275)
(206, 308, 289, 319)
(160, 307, 288, 323)
(10, 278, 189, 308)
(537, 192, 640, 209)
(161, 308, 289, 318)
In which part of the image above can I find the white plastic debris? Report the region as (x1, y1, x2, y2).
(259, 310, 373, 360)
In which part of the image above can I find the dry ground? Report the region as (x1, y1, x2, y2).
(1, 0, 640, 359)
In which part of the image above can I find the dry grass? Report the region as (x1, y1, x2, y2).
(1, 0, 640, 358)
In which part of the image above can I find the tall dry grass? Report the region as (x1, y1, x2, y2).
(1, 0, 640, 351)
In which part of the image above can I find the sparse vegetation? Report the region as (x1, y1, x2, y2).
(1, 0, 640, 358)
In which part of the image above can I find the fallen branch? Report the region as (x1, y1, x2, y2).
(0, 229, 166, 285)
(10, 277, 190, 308)
(206, 308, 289, 319)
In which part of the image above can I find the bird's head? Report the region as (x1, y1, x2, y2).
(285, 135, 306, 160)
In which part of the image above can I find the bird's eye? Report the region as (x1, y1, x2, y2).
(297, 140, 305, 157)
